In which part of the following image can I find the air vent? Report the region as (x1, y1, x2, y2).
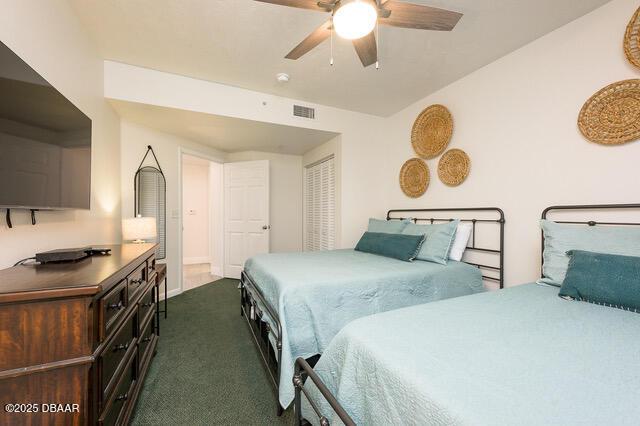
(293, 104, 315, 119)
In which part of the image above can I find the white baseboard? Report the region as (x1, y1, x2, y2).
(183, 257, 211, 265)
(160, 287, 182, 301)
(211, 265, 223, 276)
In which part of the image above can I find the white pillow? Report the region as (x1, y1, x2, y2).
(449, 222, 472, 261)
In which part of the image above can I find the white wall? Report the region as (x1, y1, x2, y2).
(226, 151, 304, 253)
(182, 156, 210, 263)
(0, 0, 121, 269)
(379, 0, 640, 286)
(120, 121, 225, 297)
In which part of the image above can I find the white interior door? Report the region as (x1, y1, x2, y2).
(224, 160, 270, 279)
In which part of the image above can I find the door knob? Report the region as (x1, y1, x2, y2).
(262, 225, 271, 230)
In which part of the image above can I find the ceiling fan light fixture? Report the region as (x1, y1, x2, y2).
(333, 0, 377, 40)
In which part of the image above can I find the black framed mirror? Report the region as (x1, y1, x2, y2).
(134, 145, 166, 259)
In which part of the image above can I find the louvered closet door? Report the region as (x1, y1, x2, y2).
(305, 156, 335, 251)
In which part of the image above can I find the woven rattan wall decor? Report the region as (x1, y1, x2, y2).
(411, 104, 453, 159)
(400, 158, 430, 198)
(438, 149, 470, 186)
(624, 7, 640, 68)
(578, 79, 640, 145)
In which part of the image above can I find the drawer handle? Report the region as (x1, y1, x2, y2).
(142, 301, 154, 308)
(115, 393, 128, 402)
(130, 278, 144, 286)
(107, 301, 124, 311)
(142, 336, 152, 343)
(112, 343, 129, 352)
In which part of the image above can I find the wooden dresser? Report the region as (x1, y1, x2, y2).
(0, 244, 159, 426)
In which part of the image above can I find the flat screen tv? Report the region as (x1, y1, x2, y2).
(0, 40, 92, 210)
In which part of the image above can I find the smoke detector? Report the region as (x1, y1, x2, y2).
(276, 73, 290, 83)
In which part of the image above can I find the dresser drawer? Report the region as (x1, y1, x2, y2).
(138, 282, 156, 331)
(100, 280, 127, 340)
(127, 264, 147, 302)
(138, 311, 157, 364)
(100, 312, 136, 400)
(99, 352, 137, 426)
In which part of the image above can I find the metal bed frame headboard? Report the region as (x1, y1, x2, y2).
(386, 207, 505, 289)
(540, 203, 640, 271)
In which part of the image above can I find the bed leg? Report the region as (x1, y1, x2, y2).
(277, 404, 284, 417)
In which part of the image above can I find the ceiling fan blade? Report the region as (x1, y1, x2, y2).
(285, 20, 332, 60)
(379, 1, 463, 31)
(352, 31, 377, 67)
(253, 0, 328, 12)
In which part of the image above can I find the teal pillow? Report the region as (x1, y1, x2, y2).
(355, 232, 425, 262)
(559, 250, 640, 313)
(401, 220, 459, 265)
(539, 220, 640, 287)
(367, 218, 410, 234)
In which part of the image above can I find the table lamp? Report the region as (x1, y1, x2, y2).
(122, 216, 157, 243)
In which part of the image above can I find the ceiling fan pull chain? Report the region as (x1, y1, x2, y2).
(375, 20, 380, 70)
(330, 16, 334, 66)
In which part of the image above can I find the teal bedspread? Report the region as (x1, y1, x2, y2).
(302, 284, 640, 425)
(243, 249, 483, 408)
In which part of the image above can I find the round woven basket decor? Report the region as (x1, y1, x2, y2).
(624, 7, 640, 68)
(399, 158, 430, 198)
(438, 149, 470, 186)
(578, 79, 640, 145)
(411, 104, 453, 159)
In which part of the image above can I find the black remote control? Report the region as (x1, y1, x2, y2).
(86, 248, 112, 256)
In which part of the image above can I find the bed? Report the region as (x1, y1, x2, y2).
(295, 203, 640, 425)
(239, 207, 505, 413)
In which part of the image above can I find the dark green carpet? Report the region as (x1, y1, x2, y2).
(130, 279, 293, 425)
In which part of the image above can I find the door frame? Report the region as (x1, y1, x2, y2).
(178, 147, 225, 295)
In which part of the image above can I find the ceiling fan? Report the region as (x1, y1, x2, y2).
(254, 0, 463, 67)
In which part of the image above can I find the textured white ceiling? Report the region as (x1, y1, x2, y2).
(110, 100, 338, 155)
(71, 0, 610, 116)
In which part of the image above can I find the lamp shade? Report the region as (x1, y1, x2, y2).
(122, 216, 157, 242)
